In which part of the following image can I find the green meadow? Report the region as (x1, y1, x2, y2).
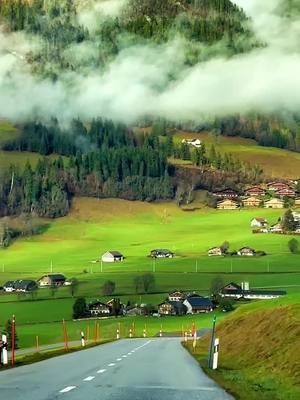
(0, 197, 299, 348)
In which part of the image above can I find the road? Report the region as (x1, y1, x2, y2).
(0, 338, 233, 400)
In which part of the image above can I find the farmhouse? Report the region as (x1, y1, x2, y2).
(237, 247, 256, 256)
(245, 186, 265, 197)
(88, 300, 111, 316)
(214, 189, 239, 199)
(277, 188, 296, 198)
(208, 247, 225, 256)
(181, 138, 202, 148)
(264, 198, 284, 209)
(251, 218, 268, 228)
(267, 181, 290, 192)
(219, 282, 286, 300)
(38, 274, 66, 287)
(13, 280, 37, 292)
(168, 290, 185, 302)
(217, 199, 238, 210)
(183, 294, 213, 314)
(242, 197, 261, 207)
(101, 251, 124, 263)
(158, 301, 186, 316)
(3, 281, 15, 292)
(150, 249, 174, 258)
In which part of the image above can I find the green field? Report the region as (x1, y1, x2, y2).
(174, 130, 300, 179)
(0, 197, 300, 348)
(0, 119, 20, 145)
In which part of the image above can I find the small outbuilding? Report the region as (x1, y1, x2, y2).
(237, 247, 256, 256)
(101, 251, 124, 263)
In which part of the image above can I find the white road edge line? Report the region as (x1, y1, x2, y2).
(83, 376, 95, 381)
(59, 386, 76, 393)
(97, 369, 106, 374)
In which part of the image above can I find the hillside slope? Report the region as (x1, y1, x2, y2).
(186, 295, 300, 400)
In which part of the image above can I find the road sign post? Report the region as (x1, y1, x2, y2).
(212, 338, 220, 370)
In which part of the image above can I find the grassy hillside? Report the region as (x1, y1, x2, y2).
(173, 130, 300, 179)
(0, 119, 20, 145)
(185, 294, 300, 400)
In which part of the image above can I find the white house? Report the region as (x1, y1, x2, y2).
(251, 218, 268, 228)
(181, 138, 202, 148)
(101, 251, 124, 263)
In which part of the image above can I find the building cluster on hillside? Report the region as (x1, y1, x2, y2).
(100, 248, 175, 264)
(208, 245, 260, 257)
(214, 181, 300, 210)
(1, 274, 67, 293)
(250, 211, 300, 234)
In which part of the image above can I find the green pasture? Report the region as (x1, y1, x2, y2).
(0, 198, 300, 348)
(0, 120, 19, 145)
(174, 130, 300, 179)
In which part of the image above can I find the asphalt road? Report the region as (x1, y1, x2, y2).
(0, 338, 233, 400)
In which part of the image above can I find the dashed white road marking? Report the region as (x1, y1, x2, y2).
(83, 376, 95, 382)
(60, 386, 76, 393)
(122, 355, 127, 358)
(108, 363, 115, 367)
(97, 369, 106, 374)
(116, 358, 122, 361)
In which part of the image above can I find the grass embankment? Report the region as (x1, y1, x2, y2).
(173, 130, 300, 179)
(185, 294, 300, 400)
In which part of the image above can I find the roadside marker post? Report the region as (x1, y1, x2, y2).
(81, 331, 85, 347)
(62, 319, 69, 351)
(129, 328, 132, 338)
(11, 315, 15, 368)
(159, 324, 163, 338)
(212, 338, 220, 370)
(36, 336, 40, 353)
(184, 332, 188, 343)
(0, 334, 8, 365)
(143, 325, 147, 338)
(207, 315, 217, 369)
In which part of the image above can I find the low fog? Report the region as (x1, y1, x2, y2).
(0, 0, 300, 124)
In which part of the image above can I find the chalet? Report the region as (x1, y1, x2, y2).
(270, 223, 283, 233)
(267, 182, 290, 192)
(13, 280, 37, 292)
(251, 218, 268, 228)
(214, 189, 239, 199)
(292, 212, 300, 222)
(277, 188, 296, 198)
(245, 186, 265, 197)
(242, 197, 261, 208)
(3, 281, 15, 293)
(150, 249, 175, 259)
(237, 247, 256, 256)
(38, 274, 66, 287)
(183, 294, 213, 314)
(158, 301, 186, 316)
(219, 282, 286, 300)
(88, 300, 111, 316)
(168, 290, 185, 302)
(101, 251, 124, 263)
(208, 247, 225, 256)
(217, 199, 238, 210)
(264, 198, 284, 209)
(181, 138, 202, 148)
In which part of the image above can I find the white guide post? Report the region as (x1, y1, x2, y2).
(81, 331, 85, 347)
(1, 334, 8, 365)
(212, 338, 219, 370)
